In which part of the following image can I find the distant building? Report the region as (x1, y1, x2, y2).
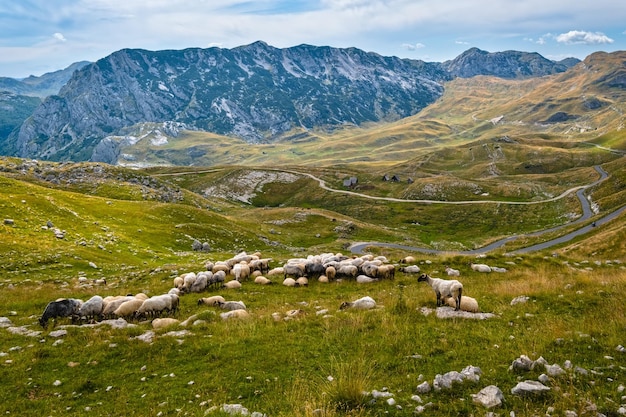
(344, 177, 358, 188)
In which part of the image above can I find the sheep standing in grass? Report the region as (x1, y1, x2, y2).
(417, 273, 463, 311)
(78, 295, 104, 322)
(39, 298, 82, 328)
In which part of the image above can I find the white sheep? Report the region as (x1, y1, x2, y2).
(197, 295, 226, 306)
(254, 276, 272, 285)
(78, 295, 104, 321)
(190, 271, 210, 293)
(470, 262, 492, 273)
(222, 280, 242, 289)
(217, 300, 247, 311)
(418, 273, 463, 311)
(295, 277, 309, 287)
(399, 265, 421, 274)
(102, 296, 134, 318)
(232, 262, 251, 282)
(444, 266, 460, 277)
(173, 276, 184, 289)
(220, 310, 251, 320)
(282, 277, 297, 287)
(339, 296, 377, 310)
(113, 297, 144, 318)
(209, 270, 226, 289)
(137, 294, 176, 318)
(152, 318, 180, 329)
(318, 275, 329, 283)
(325, 266, 336, 281)
(356, 275, 379, 284)
(181, 272, 197, 292)
(443, 295, 479, 313)
(267, 267, 285, 277)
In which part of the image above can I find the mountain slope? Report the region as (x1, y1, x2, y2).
(0, 61, 90, 98)
(8, 42, 450, 163)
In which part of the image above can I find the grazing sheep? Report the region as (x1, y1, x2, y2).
(470, 262, 492, 273)
(78, 295, 104, 321)
(254, 276, 272, 285)
(102, 296, 134, 318)
(198, 295, 226, 306)
(152, 318, 180, 330)
(443, 295, 479, 313)
(400, 255, 416, 264)
(444, 266, 460, 277)
(295, 277, 309, 287)
(336, 264, 358, 279)
(190, 271, 210, 293)
(168, 288, 181, 296)
(399, 265, 421, 274)
(283, 262, 306, 279)
(136, 294, 176, 318)
(356, 275, 379, 284)
(220, 309, 251, 320)
(282, 277, 297, 287)
(181, 272, 197, 293)
(212, 262, 231, 274)
(318, 275, 329, 283)
(339, 296, 376, 310)
(208, 270, 226, 289)
(113, 298, 144, 318)
(418, 274, 463, 311)
(267, 267, 285, 277)
(222, 280, 242, 289)
(305, 261, 325, 279)
(232, 263, 251, 282)
(376, 264, 395, 280)
(173, 276, 184, 289)
(39, 298, 82, 328)
(216, 300, 247, 311)
(325, 266, 336, 281)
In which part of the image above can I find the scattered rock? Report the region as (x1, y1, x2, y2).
(472, 385, 504, 408)
(134, 331, 155, 344)
(511, 380, 550, 396)
(511, 296, 530, 306)
(48, 330, 68, 338)
(0, 317, 13, 328)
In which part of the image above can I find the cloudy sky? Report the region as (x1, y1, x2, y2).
(1, 0, 624, 78)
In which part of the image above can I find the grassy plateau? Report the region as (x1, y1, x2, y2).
(1, 51, 626, 416)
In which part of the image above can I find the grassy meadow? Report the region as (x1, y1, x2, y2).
(2, 52, 626, 415)
(1, 150, 625, 416)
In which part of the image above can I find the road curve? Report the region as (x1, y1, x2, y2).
(347, 166, 625, 255)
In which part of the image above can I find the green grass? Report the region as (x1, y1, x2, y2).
(1, 261, 625, 416)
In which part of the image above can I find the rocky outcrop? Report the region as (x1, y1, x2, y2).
(6, 43, 580, 164)
(441, 47, 578, 79)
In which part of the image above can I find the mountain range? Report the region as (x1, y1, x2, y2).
(0, 42, 581, 164)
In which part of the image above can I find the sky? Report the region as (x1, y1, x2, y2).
(1, 0, 625, 78)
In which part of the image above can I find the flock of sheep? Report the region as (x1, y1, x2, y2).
(38, 251, 506, 327)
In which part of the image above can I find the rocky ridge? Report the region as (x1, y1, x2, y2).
(4, 43, 579, 164)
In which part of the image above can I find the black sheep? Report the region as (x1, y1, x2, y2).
(39, 298, 81, 328)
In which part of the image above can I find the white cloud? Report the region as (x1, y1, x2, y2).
(556, 30, 614, 45)
(402, 42, 425, 51)
(53, 32, 67, 42)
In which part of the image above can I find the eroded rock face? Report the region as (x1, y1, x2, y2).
(11, 42, 450, 163)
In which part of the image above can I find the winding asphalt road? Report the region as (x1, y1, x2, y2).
(345, 165, 626, 255)
(155, 164, 624, 255)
